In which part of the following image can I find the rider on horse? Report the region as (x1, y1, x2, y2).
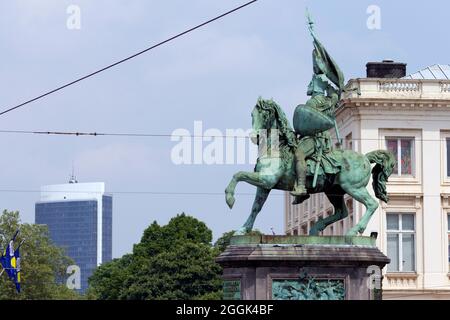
(290, 12, 344, 200)
(290, 73, 339, 198)
(225, 12, 396, 237)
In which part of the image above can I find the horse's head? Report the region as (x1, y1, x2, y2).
(250, 98, 297, 148)
(251, 98, 278, 145)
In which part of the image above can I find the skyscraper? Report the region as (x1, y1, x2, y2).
(35, 179, 112, 293)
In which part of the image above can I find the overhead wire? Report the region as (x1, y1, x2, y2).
(0, 129, 449, 142)
(0, 0, 259, 117)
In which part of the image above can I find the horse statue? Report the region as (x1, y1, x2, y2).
(225, 98, 396, 236)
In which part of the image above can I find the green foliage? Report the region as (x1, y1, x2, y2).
(194, 290, 223, 300)
(214, 229, 262, 253)
(87, 255, 132, 300)
(133, 213, 212, 258)
(0, 210, 80, 300)
(88, 213, 223, 300)
(214, 230, 235, 253)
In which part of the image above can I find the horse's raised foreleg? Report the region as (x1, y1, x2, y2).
(345, 187, 379, 236)
(310, 191, 348, 235)
(235, 187, 271, 235)
(225, 171, 279, 209)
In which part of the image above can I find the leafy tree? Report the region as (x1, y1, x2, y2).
(88, 213, 222, 300)
(87, 254, 132, 300)
(133, 214, 212, 257)
(0, 210, 80, 300)
(123, 242, 221, 300)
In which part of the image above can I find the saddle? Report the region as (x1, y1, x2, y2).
(305, 155, 340, 177)
(303, 133, 341, 177)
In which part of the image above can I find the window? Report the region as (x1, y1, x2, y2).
(386, 213, 416, 272)
(301, 224, 307, 235)
(447, 139, 450, 177)
(346, 133, 353, 150)
(293, 229, 298, 236)
(386, 137, 415, 176)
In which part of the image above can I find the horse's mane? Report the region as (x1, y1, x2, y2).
(256, 98, 297, 148)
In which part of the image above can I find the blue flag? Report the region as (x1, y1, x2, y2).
(0, 230, 21, 293)
(13, 246, 21, 293)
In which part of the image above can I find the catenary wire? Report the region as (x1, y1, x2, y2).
(0, 189, 283, 196)
(0, 189, 446, 198)
(0, 0, 259, 117)
(0, 129, 449, 142)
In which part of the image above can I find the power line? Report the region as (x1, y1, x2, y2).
(0, 188, 447, 198)
(0, 130, 250, 139)
(0, 189, 285, 196)
(0, 0, 259, 117)
(1, 129, 450, 142)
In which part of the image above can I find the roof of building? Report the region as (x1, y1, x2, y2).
(403, 64, 450, 80)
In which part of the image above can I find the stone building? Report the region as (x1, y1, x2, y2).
(284, 61, 450, 299)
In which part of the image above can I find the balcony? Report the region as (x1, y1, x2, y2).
(343, 78, 450, 101)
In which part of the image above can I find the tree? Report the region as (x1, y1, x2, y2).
(0, 210, 80, 300)
(88, 213, 223, 300)
(87, 254, 132, 300)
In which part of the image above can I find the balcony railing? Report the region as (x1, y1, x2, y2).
(343, 78, 450, 101)
(384, 273, 419, 290)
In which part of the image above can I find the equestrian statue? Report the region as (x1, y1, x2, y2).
(225, 13, 396, 236)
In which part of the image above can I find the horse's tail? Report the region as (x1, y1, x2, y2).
(365, 150, 396, 203)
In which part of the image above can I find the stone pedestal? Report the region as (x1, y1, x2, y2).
(216, 235, 390, 300)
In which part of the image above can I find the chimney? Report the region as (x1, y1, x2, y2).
(366, 60, 407, 78)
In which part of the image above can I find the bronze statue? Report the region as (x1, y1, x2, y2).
(225, 13, 396, 236)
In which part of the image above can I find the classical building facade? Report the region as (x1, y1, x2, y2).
(285, 63, 450, 299)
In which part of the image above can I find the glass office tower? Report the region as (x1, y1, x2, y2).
(35, 181, 112, 293)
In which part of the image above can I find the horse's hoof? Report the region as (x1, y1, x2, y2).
(226, 193, 235, 209)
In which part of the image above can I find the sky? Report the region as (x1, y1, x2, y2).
(1, 0, 449, 258)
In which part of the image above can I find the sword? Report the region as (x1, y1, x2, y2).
(312, 138, 323, 188)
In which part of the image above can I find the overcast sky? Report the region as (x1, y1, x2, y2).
(1, 0, 449, 258)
